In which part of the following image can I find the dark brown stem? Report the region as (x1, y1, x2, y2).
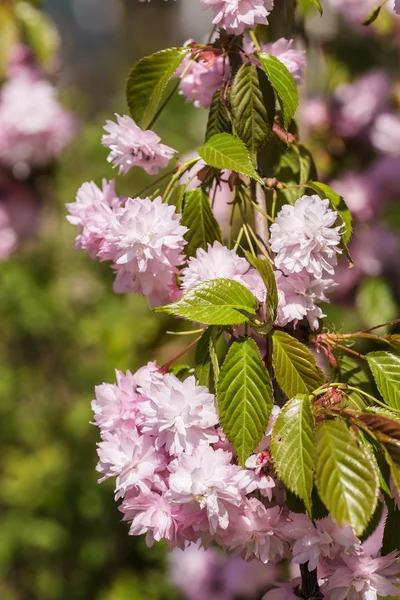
(299, 563, 324, 600)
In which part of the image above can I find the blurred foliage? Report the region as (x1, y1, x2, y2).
(0, 90, 201, 599)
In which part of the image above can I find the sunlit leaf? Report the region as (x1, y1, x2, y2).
(126, 47, 189, 129)
(367, 351, 400, 410)
(217, 338, 273, 466)
(182, 188, 222, 258)
(198, 133, 264, 184)
(256, 52, 299, 129)
(272, 331, 325, 398)
(315, 419, 379, 535)
(271, 395, 315, 513)
(154, 279, 258, 325)
(206, 88, 232, 141)
(229, 62, 273, 156)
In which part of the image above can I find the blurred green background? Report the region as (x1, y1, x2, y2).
(0, 1, 207, 599)
(1, 1, 400, 599)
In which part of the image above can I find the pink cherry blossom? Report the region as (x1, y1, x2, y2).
(102, 114, 176, 175)
(322, 551, 400, 600)
(175, 46, 229, 109)
(274, 270, 336, 330)
(139, 374, 219, 454)
(105, 195, 187, 305)
(66, 179, 122, 259)
(181, 241, 266, 303)
(270, 195, 342, 278)
(170, 542, 278, 600)
(227, 499, 288, 563)
(91, 363, 160, 433)
(200, 0, 274, 35)
(0, 70, 74, 174)
(96, 428, 167, 499)
(285, 514, 359, 571)
(167, 445, 247, 533)
(120, 490, 193, 549)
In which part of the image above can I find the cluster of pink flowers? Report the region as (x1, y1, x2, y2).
(200, 0, 273, 35)
(0, 46, 74, 177)
(93, 360, 400, 599)
(66, 180, 187, 306)
(175, 36, 305, 110)
(271, 195, 342, 330)
(67, 113, 187, 306)
(179, 195, 341, 331)
(102, 114, 176, 175)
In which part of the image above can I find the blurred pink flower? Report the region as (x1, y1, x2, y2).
(333, 71, 390, 137)
(0, 70, 74, 174)
(370, 112, 400, 156)
(0, 181, 39, 260)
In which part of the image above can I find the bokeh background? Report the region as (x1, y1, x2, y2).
(1, 1, 400, 599)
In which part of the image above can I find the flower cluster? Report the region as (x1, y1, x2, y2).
(67, 113, 187, 306)
(66, 182, 187, 306)
(271, 195, 342, 330)
(93, 362, 400, 599)
(176, 36, 305, 110)
(180, 195, 342, 331)
(0, 47, 74, 176)
(200, 0, 274, 35)
(102, 114, 176, 175)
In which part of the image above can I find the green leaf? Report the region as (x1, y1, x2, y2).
(271, 395, 315, 513)
(382, 503, 400, 555)
(195, 326, 214, 388)
(181, 189, 222, 258)
(307, 181, 353, 246)
(363, 1, 388, 25)
(315, 419, 379, 535)
(367, 351, 400, 410)
(334, 355, 376, 409)
(256, 52, 299, 129)
(14, 2, 60, 69)
(206, 88, 232, 142)
(217, 338, 273, 466)
(274, 145, 317, 205)
(357, 278, 397, 332)
(198, 133, 264, 184)
(126, 47, 189, 129)
(154, 278, 258, 325)
(244, 252, 278, 322)
(272, 331, 325, 398)
(229, 62, 273, 156)
(359, 501, 384, 543)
